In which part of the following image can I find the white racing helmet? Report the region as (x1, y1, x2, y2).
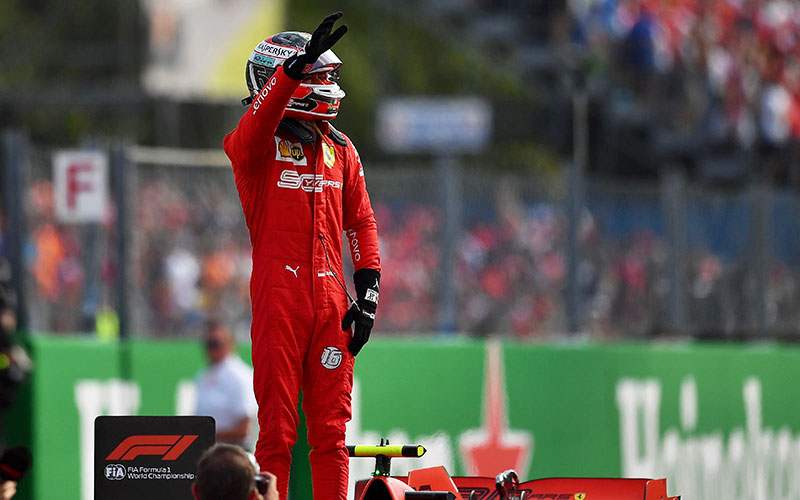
(243, 31, 345, 120)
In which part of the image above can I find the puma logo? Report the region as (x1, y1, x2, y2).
(285, 265, 299, 278)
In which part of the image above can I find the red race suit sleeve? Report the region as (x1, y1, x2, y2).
(342, 138, 381, 273)
(222, 66, 301, 178)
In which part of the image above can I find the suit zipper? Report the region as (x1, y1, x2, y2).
(318, 234, 359, 311)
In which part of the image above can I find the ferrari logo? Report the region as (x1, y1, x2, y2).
(323, 143, 336, 168)
(574, 494, 586, 500)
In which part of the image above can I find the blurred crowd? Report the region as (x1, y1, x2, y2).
(133, 173, 253, 340)
(9, 0, 800, 339)
(569, 0, 800, 183)
(16, 168, 800, 339)
(376, 180, 799, 339)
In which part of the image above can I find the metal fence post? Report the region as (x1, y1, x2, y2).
(751, 180, 770, 335)
(661, 167, 688, 334)
(111, 140, 130, 340)
(2, 130, 28, 333)
(566, 67, 588, 335)
(565, 157, 582, 335)
(436, 155, 461, 334)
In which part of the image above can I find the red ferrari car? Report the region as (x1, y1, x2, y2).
(348, 442, 680, 500)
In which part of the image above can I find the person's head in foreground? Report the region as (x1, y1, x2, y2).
(192, 443, 277, 500)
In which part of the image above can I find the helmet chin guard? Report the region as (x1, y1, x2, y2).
(243, 31, 345, 120)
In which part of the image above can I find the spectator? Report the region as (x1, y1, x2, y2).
(191, 443, 277, 500)
(0, 480, 15, 500)
(0, 446, 31, 500)
(194, 320, 257, 449)
(0, 255, 29, 450)
(0, 258, 17, 335)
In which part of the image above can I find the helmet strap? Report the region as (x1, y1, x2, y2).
(311, 121, 324, 138)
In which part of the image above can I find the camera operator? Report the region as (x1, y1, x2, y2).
(0, 254, 31, 500)
(0, 330, 31, 447)
(0, 257, 15, 337)
(0, 446, 32, 500)
(0, 256, 31, 450)
(192, 444, 277, 500)
(0, 480, 15, 500)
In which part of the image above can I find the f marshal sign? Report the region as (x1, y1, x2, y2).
(53, 150, 107, 224)
(376, 97, 492, 153)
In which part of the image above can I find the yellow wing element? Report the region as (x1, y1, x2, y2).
(347, 444, 426, 458)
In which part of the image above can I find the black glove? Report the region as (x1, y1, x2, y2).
(284, 12, 349, 80)
(341, 268, 380, 356)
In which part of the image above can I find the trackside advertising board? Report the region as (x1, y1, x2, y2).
(94, 416, 214, 500)
(7, 337, 800, 500)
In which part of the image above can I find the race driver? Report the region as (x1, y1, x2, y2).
(222, 12, 381, 500)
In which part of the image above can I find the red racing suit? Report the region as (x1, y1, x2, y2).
(223, 64, 380, 500)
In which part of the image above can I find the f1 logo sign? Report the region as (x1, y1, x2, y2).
(53, 150, 107, 224)
(105, 435, 198, 461)
(95, 416, 214, 500)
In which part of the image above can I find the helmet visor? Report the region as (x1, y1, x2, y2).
(307, 49, 342, 74)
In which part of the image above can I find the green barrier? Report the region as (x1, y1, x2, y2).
(7, 337, 800, 500)
(128, 340, 206, 415)
(6, 337, 122, 500)
(350, 340, 800, 499)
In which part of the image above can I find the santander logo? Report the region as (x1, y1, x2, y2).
(458, 340, 533, 476)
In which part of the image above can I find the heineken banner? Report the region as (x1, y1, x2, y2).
(7, 337, 800, 500)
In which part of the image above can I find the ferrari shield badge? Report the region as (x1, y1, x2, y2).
(574, 494, 586, 500)
(323, 143, 336, 168)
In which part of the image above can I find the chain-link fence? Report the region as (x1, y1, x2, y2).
(3, 132, 800, 340)
(11, 138, 121, 336)
(126, 146, 251, 340)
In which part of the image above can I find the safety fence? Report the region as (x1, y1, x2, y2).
(3, 131, 800, 339)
